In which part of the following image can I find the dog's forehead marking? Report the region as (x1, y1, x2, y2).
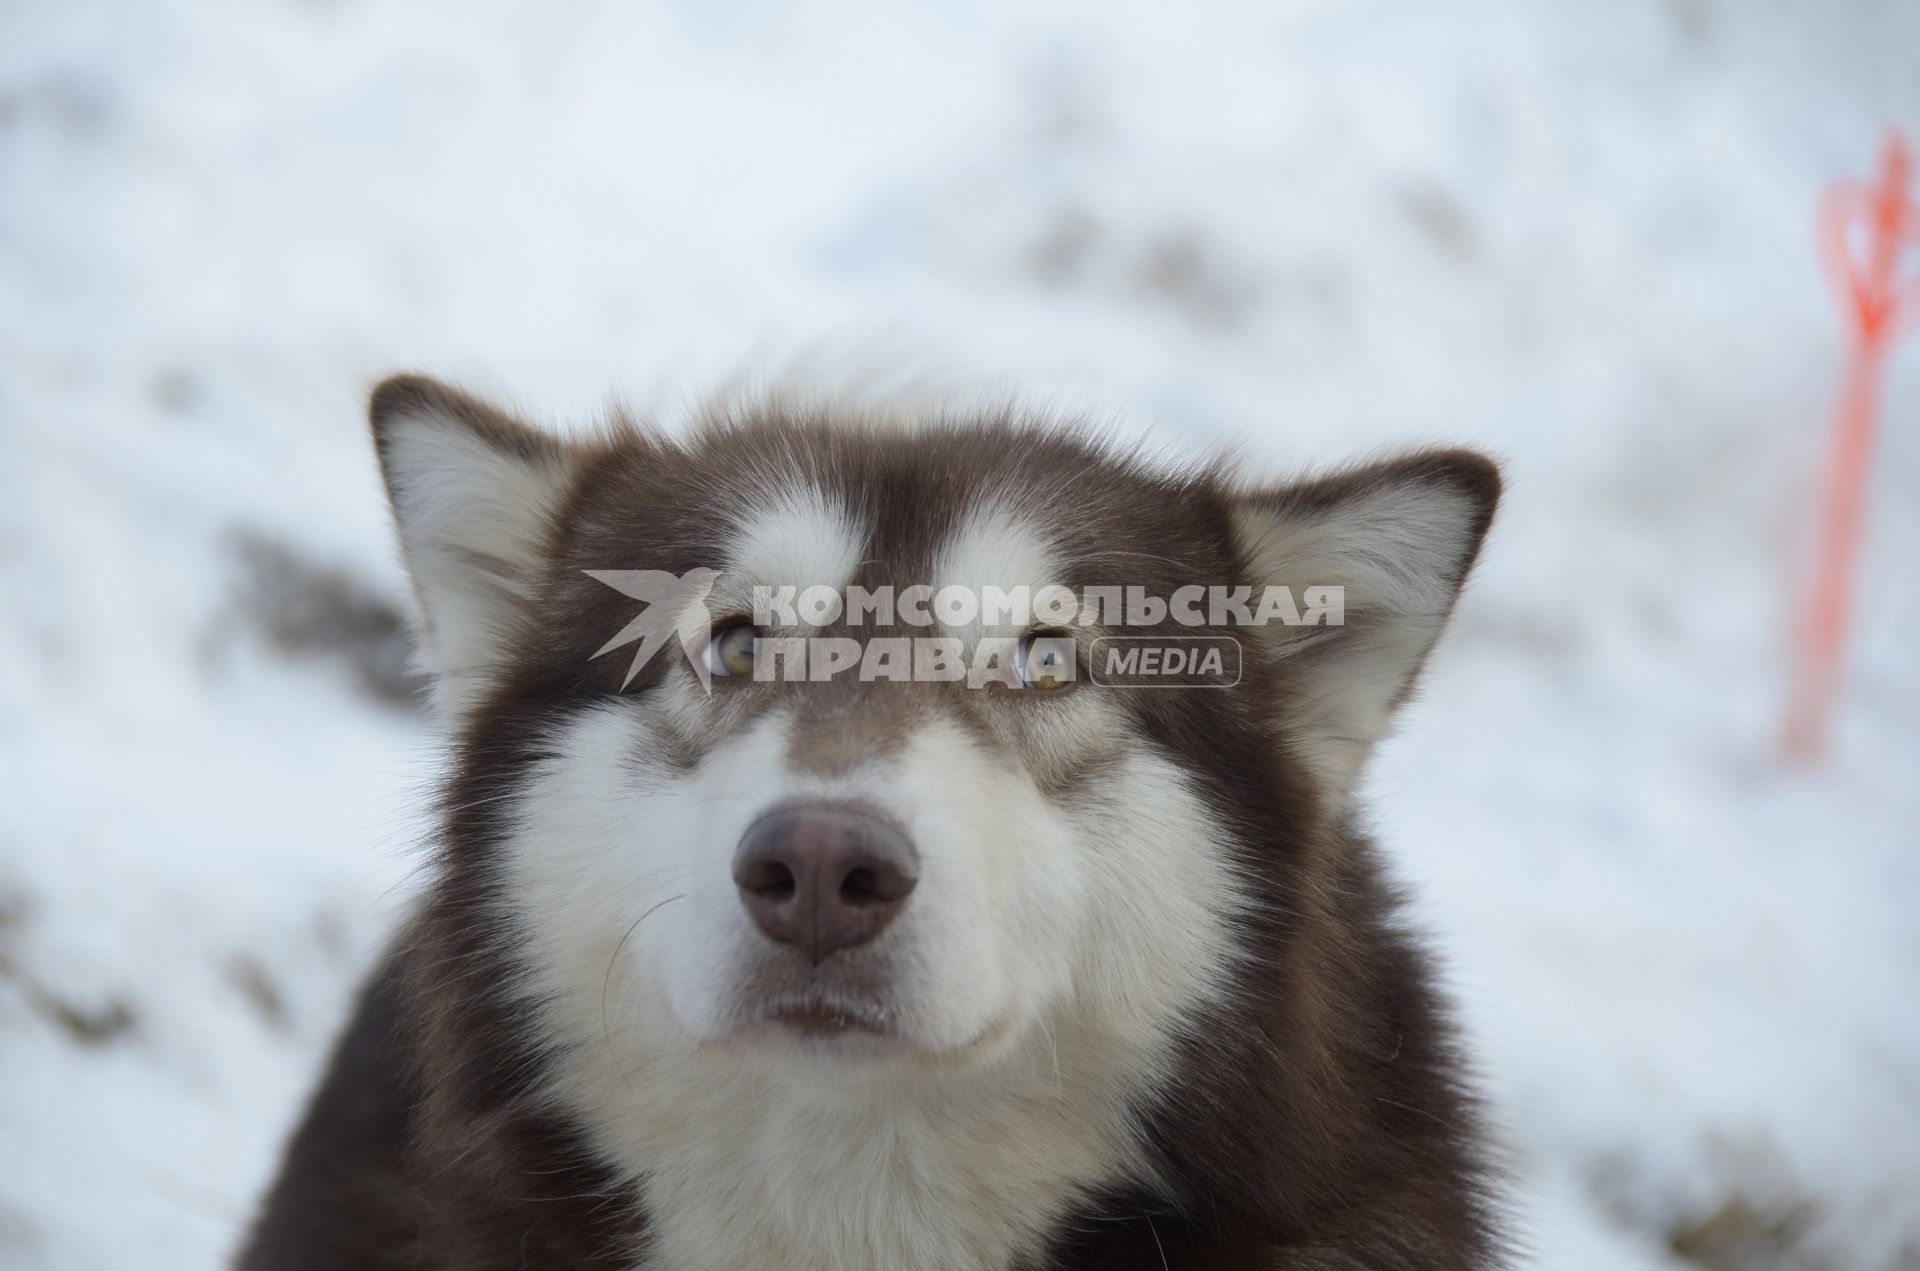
(933, 498, 1066, 642)
(724, 484, 867, 588)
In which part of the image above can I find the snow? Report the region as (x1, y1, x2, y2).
(2, 0, 1917, 1266)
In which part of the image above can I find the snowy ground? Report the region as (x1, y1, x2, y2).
(3, 1, 1917, 1267)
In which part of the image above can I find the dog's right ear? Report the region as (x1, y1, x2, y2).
(369, 375, 574, 716)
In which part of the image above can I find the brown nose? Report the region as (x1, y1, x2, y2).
(733, 802, 918, 963)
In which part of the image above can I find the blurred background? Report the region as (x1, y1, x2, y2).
(2, 1, 1917, 1266)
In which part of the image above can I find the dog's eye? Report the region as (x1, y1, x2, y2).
(704, 621, 760, 679)
(1016, 633, 1075, 691)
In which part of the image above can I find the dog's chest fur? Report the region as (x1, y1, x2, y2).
(612, 1062, 1142, 1270)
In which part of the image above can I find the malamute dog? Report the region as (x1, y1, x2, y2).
(241, 375, 1504, 1269)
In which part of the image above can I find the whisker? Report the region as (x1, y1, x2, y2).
(599, 894, 689, 1087)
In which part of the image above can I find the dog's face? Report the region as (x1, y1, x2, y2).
(373, 378, 1497, 1106)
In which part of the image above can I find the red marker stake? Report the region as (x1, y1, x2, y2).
(1784, 131, 1918, 761)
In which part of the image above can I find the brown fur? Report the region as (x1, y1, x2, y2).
(240, 377, 1504, 1269)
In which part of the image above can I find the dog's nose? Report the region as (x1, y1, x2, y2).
(732, 802, 918, 963)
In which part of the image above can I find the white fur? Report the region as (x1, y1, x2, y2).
(501, 704, 1245, 1271)
(718, 485, 866, 616)
(931, 502, 1064, 644)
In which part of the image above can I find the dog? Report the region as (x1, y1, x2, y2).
(239, 374, 1504, 1269)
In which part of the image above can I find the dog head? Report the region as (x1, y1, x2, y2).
(373, 375, 1498, 1101)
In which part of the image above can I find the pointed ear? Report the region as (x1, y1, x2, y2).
(369, 375, 574, 716)
(1231, 449, 1500, 803)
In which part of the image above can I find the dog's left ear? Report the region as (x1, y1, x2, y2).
(1231, 449, 1500, 804)
(369, 375, 575, 716)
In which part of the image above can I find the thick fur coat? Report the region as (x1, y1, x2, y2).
(240, 376, 1504, 1270)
